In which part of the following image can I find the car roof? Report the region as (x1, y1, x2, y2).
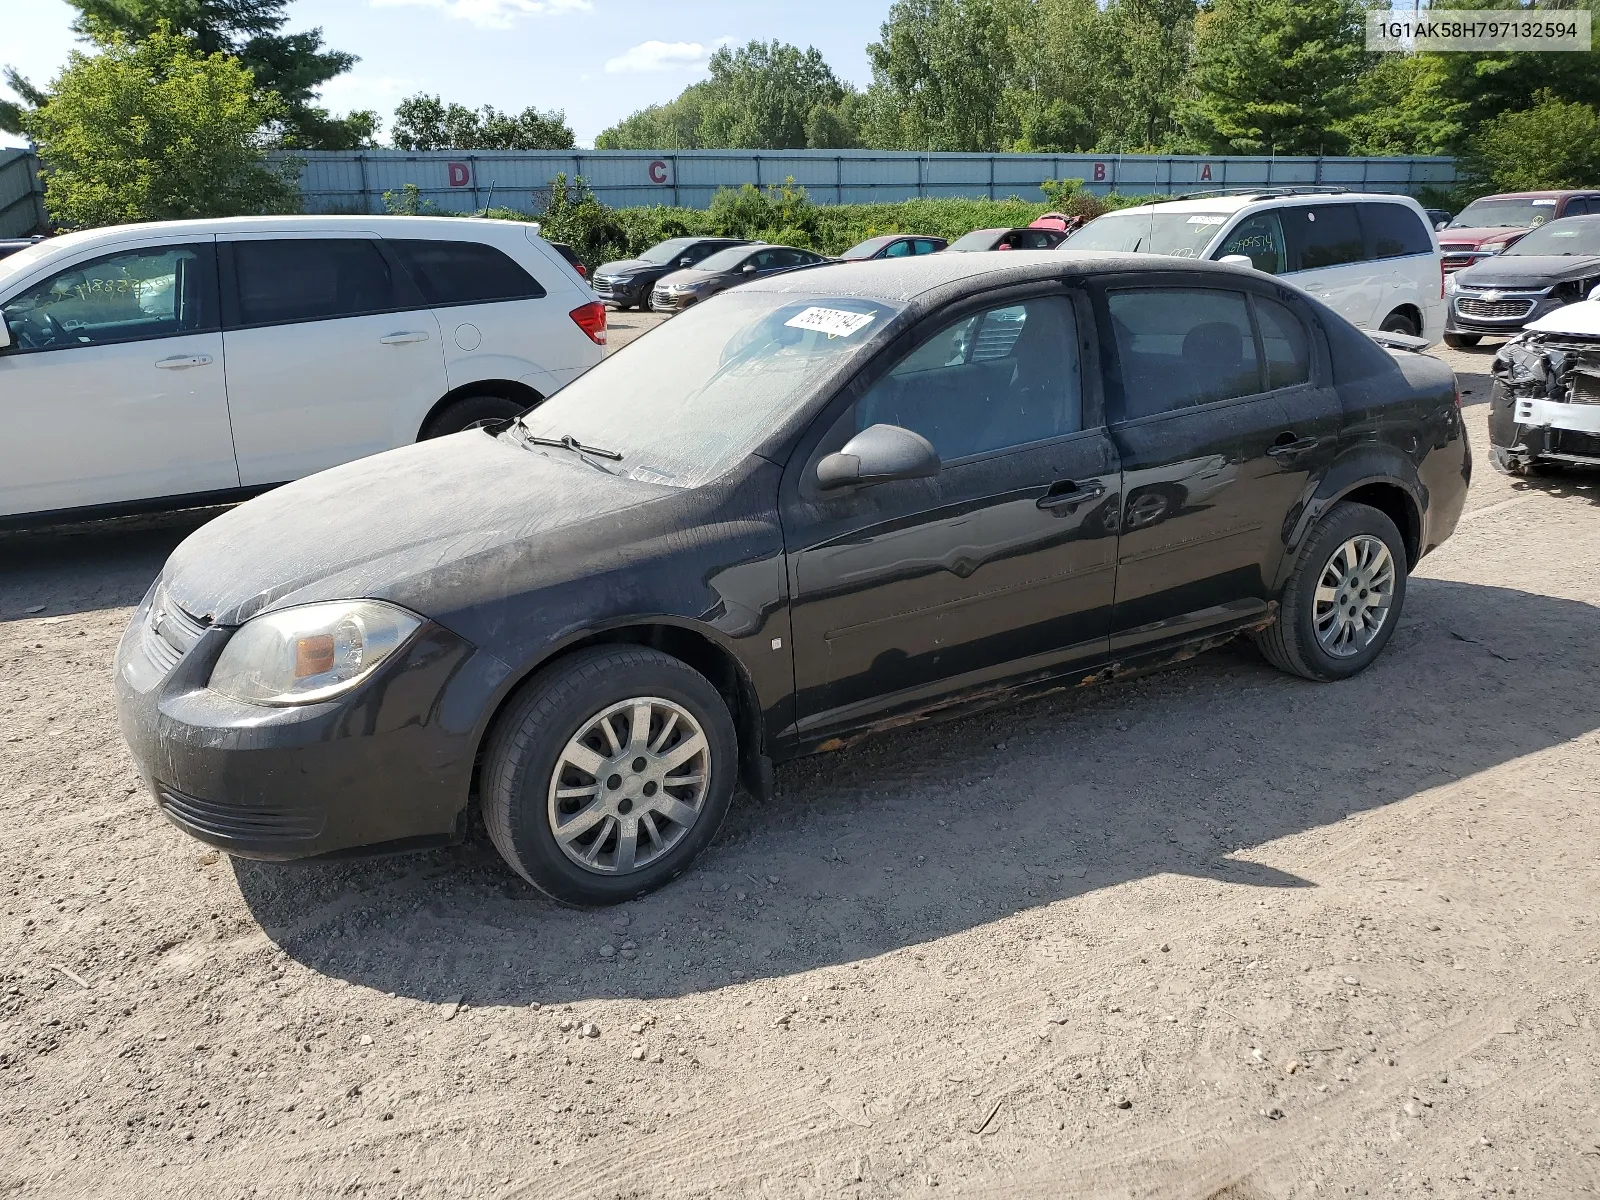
(737, 249, 1253, 306)
(1109, 191, 1427, 218)
(13, 214, 546, 258)
(1472, 190, 1592, 200)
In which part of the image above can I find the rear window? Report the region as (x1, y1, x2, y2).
(388, 239, 544, 306)
(1360, 203, 1432, 259)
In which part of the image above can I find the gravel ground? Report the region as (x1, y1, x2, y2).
(3, 335, 1600, 1199)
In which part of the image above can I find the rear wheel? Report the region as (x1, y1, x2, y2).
(419, 394, 528, 439)
(1256, 502, 1407, 682)
(1442, 332, 1481, 349)
(481, 646, 738, 906)
(1380, 310, 1419, 338)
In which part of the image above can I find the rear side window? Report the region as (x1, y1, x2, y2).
(232, 238, 400, 327)
(1108, 288, 1261, 419)
(913, 239, 942, 255)
(1253, 296, 1311, 389)
(1284, 205, 1365, 271)
(388, 239, 544, 306)
(1360, 204, 1432, 259)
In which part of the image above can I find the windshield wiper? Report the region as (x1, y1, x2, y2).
(519, 431, 623, 461)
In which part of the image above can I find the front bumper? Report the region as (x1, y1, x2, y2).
(113, 586, 507, 860)
(591, 276, 649, 306)
(1487, 376, 1600, 470)
(649, 288, 700, 312)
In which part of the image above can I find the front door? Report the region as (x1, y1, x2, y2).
(1099, 281, 1310, 652)
(0, 239, 237, 518)
(219, 234, 446, 486)
(782, 292, 1121, 739)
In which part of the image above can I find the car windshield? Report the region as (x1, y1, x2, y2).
(840, 236, 895, 260)
(518, 291, 904, 487)
(947, 230, 1002, 251)
(693, 245, 759, 273)
(1505, 217, 1600, 256)
(0, 239, 56, 286)
(637, 238, 701, 266)
(1448, 198, 1557, 229)
(1063, 210, 1230, 258)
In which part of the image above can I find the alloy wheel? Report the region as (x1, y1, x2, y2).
(546, 697, 711, 875)
(1313, 534, 1395, 658)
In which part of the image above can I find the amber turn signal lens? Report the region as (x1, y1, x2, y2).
(295, 634, 336, 678)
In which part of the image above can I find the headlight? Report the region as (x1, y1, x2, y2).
(1444, 272, 1458, 295)
(208, 600, 422, 706)
(1480, 241, 1507, 254)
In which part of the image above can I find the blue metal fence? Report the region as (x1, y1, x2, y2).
(0, 149, 47, 237)
(285, 148, 1459, 215)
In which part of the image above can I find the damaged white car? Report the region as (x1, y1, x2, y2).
(1489, 290, 1600, 474)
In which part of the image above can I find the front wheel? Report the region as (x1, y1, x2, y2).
(420, 394, 528, 439)
(480, 646, 739, 905)
(1256, 502, 1407, 681)
(1442, 332, 1481, 349)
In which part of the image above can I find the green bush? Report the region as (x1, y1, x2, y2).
(1466, 91, 1600, 193)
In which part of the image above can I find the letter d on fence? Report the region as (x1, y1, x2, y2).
(447, 162, 471, 188)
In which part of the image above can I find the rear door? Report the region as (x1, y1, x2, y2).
(1281, 204, 1385, 328)
(782, 290, 1121, 737)
(1098, 280, 1316, 651)
(1358, 201, 1439, 337)
(0, 238, 237, 517)
(219, 234, 446, 486)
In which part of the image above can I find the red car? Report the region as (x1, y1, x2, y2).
(1438, 190, 1600, 272)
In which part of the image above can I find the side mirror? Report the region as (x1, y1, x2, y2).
(741, 262, 758, 273)
(815, 424, 941, 491)
(1435, 219, 1450, 231)
(678, 257, 693, 266)
(1218, 253, 1255, 269)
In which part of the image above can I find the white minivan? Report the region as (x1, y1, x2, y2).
(0, 215, 606, 524)
(1064, 190, 1445, 343)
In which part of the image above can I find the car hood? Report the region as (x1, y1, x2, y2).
(161, 431, 682, 630)
(1456, 254, 1600, 289)
(594, 258, 661, 277)
(657, 268, 722, 286)
(1438, 225, 1531, 247)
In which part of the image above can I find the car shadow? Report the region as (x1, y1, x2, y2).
(1507, 464, 1600, 506)
(229, 576, 1600, 1008)
(0, 508, 226, 622)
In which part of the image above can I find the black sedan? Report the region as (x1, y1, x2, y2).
(590, 236, 751, 310)
(116, 253, 1469, 905)
(649, 243, 828, 311)
(1445, 215, 1600, 347)
(838, 234, 948, 260)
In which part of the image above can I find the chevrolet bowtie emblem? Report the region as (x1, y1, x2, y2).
(1482, 290, 1503, 301)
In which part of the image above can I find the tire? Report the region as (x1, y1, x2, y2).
(1255, 501, 1408, 682)
(1380, 310, 1419, 338)
(1442, 332, 1481, 349)
(419, 394, 529, 440)
(481, 646, 739, 906)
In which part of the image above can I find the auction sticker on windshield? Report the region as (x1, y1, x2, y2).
(785, 307, 877, 338)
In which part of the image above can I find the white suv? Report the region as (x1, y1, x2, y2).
(0, 216, 605, 524)
(1065, 190, 1445, 342)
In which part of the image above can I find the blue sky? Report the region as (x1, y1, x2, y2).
(2, 0, 893, 149)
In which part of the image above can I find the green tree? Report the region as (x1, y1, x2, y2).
(60, 0, 373, 148)
(24, 29, 298, 229)
(1184, 0, 1366, 155)
(1101, 0, 1197, 151)
(390, 93, 574, 150)
(594, 83, 714, 149)
(1466, 90, 1600, 191)
(1338, 52, 1464, 156)
(0, 67, 49, 137)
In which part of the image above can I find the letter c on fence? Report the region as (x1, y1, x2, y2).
(447, 162, 471, 188)
(648, 160, 669, 185)
(1093, 163, 1106, 182)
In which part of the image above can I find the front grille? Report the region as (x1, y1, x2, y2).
(157, 784, 325, 843)
(591, 277, 616, 297)
(1456, 296, 1536, 320)
(140, 585, 208, 673)
(1553, 428, 1600, 458)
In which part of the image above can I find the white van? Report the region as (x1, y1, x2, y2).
(1065, 190, 1445, 343)
(0, 216, 606, 524)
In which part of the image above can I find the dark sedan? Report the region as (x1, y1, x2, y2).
(649, 243, 828, 311)
(1445, 215, 1600, 347)
(590, 236, 751, 310)
(838, 234, 948, 260)
(116, 253, 1468, 905)
(947, 227, 1069, 252)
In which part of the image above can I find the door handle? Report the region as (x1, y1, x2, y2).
(154, 354, 213, 369)
(1267, 434, 1320, 457)
(1037, 478, 1107, 511)
(378, 331, 430, 345)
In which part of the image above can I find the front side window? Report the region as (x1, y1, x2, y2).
(1360, 204, 1432, 259)
(1108, 288, 1261, 419)
(884, 239, 914, 258)
(232, 238, 401, 327)
(1283, 205, 1366, 271)
(1216, 212, 1287, 274)
(856, 296, 1082, 461)
(1, 243, 214, 352)
(388, 239, 543, 306)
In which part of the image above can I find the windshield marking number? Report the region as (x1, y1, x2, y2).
(785, 307, 877, 338)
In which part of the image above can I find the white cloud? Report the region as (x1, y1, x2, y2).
(317, 73, 418, 113)
(604, 39, 725, 74)
(370, 0, 590, 32)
